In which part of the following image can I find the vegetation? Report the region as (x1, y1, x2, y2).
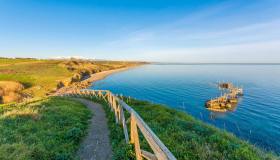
(3, 57, 274, 160)
(0, 59, 73, 97)
(123, 98, 278, 160)
(0, 57, 141, 103)
(0, 57, 38, 66)
(0, 57, 143, 159)
(0, 97, 91, 160)
(0, 81, 25, 103)
(88, 97, 135, 160)
(86, 95, 277, 160)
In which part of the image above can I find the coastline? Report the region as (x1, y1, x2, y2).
(85, 66, 136, 86)
(55, 64, 142, 95)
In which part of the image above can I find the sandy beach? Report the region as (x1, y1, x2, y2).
(55, 65, 140, 95)
(86, 66, 134, 84)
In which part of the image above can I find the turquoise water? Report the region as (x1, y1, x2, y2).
(90, 64, 280, 153)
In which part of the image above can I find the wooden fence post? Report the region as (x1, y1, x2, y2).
(105, 91, 109, 102)
(98, 91, 102, 98)
(131, 114, 142, 160)
(120, 106, 129, 143)
(113, 96, 119, 123)
(117, 105, 121, 123)
(109, 93, 113, 111)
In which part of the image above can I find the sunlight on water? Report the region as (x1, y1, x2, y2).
(90, 64, 280, 153)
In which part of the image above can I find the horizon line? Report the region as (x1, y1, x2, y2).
(152, 62, 280, 65)
(1, 57, 280, 65)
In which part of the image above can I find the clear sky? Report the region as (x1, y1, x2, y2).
(0, 0, 280, 63)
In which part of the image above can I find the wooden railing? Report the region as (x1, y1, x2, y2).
(62, 89, 176, 160)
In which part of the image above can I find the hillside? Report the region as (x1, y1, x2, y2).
(0, 58, 141, 104)
(0, 97, 91, 159)
(123, 98, 278, 160)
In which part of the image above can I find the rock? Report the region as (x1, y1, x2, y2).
(57, 81, 65, 89)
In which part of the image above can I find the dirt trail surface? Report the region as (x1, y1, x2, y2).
(74, 98, 112, 160)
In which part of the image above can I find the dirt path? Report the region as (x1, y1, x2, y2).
(74, 98, 112, 160)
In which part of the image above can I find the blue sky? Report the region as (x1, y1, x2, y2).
(0, 0, 280, 62)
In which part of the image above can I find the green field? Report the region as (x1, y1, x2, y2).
(0, 97, 91, 160)
(0, 58, 140, 102)
(0, 58, 39, 66)
(0, 60, 73, 97)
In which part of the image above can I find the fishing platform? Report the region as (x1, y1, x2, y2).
(205, 82, 243, 112)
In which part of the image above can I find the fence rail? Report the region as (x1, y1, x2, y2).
(62, 89, 176, 160)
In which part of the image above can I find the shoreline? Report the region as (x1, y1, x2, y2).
(55, 65, 142, 95)
(85, 66, 136, 86)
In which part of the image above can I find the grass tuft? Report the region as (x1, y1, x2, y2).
(1, 107, 39, 120)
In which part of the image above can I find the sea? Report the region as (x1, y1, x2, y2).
(90, 64, 280, 154)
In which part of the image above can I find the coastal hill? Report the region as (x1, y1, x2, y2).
(0, 57, 142, 104)
(0, 57, 278, 159)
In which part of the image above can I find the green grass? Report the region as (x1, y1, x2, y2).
(123, 98, 278, 160)
(0, 58, 142, 100)
(85, 96, 278, 159)
(0, 97, 91, 160)
(0, 58, 39, 66)
(0, 60, 73, 97)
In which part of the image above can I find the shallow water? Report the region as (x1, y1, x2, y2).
(90, 64, 280, 153)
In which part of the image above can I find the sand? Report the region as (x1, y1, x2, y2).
(54, 66, 139, 95)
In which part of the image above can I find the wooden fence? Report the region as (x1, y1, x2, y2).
(62, 89, 176, 160)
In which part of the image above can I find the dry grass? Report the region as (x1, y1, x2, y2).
(0, 81, 24, 92)
(1, 107, 39, 120)
(0, 81, 25, 104)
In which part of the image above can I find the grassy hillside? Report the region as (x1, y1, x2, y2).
(0, 58, 141, 103)
(0, 59, 72, 97)
(0, 58, 38, 66)
(123, 98, 278, 160)
(0, 97, 91, 160)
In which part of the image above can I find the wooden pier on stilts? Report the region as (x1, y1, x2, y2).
(205, 82, 243, 112)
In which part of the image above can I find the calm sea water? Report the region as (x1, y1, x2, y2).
(90, 64, 280, 153)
